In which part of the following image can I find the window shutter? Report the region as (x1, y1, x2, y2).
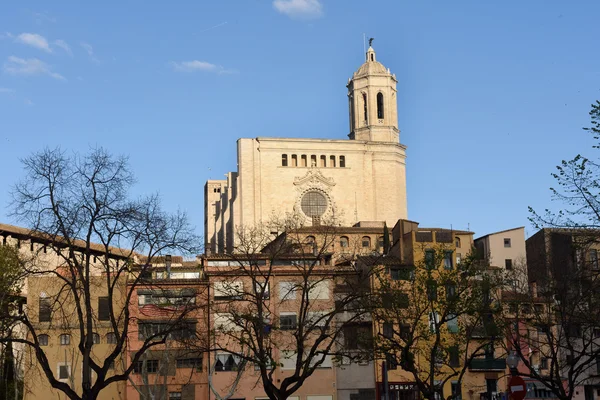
(39, 298, 51, 322)
(98, 297, 110, 321)
(182, 384, 196, 400)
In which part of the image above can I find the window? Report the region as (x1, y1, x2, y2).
(429, 312, 439, 333)
(455, 237, 461, 248)
(362, 93, 368, 123)
(339, 155, 346, 168)
(378, 236, 384, 249)
(486, 379, 497, 394)
(169, 393, 182, 400)
(280, 350, 298, 370)
(58, 364, 70, 380)
(444, 251, 453, 269)
(540, 357, 548, 370)
(59, 334, 70, 345)
(177, 358, 202, 372)
(308, 281, 329, 300)
(255, 281, 270, 299)
(377, 92, 384, 119)
(590, 249, 599, 270)
(215, 353, 241, 371)
(504, 238, 511, 248)
(447, 314, 458, 333)
(425, 250, 435, 269)
(134, 359, 159, 373)
(39, 334, 49, 346)
(451, 381, 461, 400)
(39, 296, 51, 322)
(505, 259, 513, 270)
(279, 281, 297, 300)
(280, 313, 297, 330)
(98, 297, 110, 321)
(282, 154, 288, 166)
(446, 284, 457, 300)
(92, 333, 100, 344)
(310, 155, 317, 167)
(330, 155, 336, 167)
(320, 155, 326, 167)
(456, 253, 462, 265)
(301, 191, 327, 217)
(107, 332, 117, 344)
(301, 154, 307, 167)
(449, 347, 460, 368)
(291, 154, 298, 166)
(307, 311, 328, 331)
(340, 236, 349, 248)
(427, 280, 438, 301)
(361, 236, 371, 248)
(386, 353, 397, 370)
(399, 323, 411, 340)
(390, 267, 413, 281)
(383, 322, 394, 339)
(214, 281, 243, 300)
(343, 324, 372, 349)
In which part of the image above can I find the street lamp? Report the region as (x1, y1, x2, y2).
(507, 351, 519, 376)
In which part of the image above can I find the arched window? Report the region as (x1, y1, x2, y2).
(282, 154, 288, 167)
(305, 236, 316, 244)
(301, 155, 307, 167)
(59, 334, 70, 345)
(92, 333, 100, 344)
(378, 236, 384, 249)
(339, 156, 346, 168)
(340, 236, 349, 248)
(310, 155, 317, 167)
(377, 93, 384, 119)
(320, 155, 326, 167)
(455, 237, 461, 248)
(39, 334, 49, 346)
(107, 332, 117, 344)
(330, 156, 336, 167)
(362, 93, 368, 124)
(362, 236, 371, 248)
(291, 154, 298, 167)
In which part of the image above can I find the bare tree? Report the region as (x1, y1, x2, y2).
(501, 234, 600, 400)
(0, 148, 202, 400)
(205, 215, 372, 400)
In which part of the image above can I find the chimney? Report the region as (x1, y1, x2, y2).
(165, 254, 172, 278)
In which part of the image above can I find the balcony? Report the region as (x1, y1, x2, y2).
(468, 358, 506, 371)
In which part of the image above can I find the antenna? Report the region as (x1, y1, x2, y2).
(363, 33, 366, 56)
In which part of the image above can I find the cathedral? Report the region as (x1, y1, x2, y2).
(205, 45, 408, 253)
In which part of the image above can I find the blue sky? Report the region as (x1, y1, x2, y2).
(1, 0, 599, 241)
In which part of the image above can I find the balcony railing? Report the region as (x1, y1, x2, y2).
(468, 358, 506, 371)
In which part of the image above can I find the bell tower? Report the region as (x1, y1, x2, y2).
(347, 45, 399, 142)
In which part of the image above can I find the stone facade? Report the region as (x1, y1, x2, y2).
(205, 46, 407, 254)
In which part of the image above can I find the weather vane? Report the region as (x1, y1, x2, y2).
(369, 37, 374, 47)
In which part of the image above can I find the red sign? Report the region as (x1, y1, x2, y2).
(508, 376, 527, 400)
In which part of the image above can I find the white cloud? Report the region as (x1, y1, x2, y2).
(0, 87, 15, 93)
(24, 98, 34, 106)
(54, 40, 72, 56)
(16, 33, 52, 52)
(273, 0, 323, 19)
(3, 56, 65, 80)
(171, 60, 237, 74)
(80, 42, 99, 63)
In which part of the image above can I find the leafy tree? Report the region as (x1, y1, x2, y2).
(0, 148, 201, 400)
(0, 244, 26, 400)
(369, 246, 503, 400)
